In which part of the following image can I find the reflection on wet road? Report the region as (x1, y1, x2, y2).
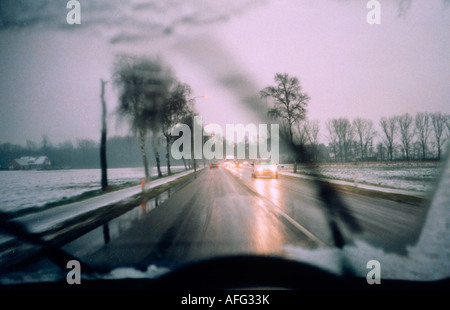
(228, 166, 428, 254)
(64, 166, 428, 272)
(66, 168, 317, 271)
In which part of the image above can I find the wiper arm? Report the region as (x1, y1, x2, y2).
(285, 133, 363, 241)
(0, 210, 93, 274)
(284, 136, 363, 277)
(318, 180, 363, 247)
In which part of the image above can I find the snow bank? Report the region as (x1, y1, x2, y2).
(282, 162, 441, 193)
(95, 264, 171, 280)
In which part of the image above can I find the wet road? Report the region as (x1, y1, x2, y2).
(229, 167, 427, 254)
(67, 166, 428, 272)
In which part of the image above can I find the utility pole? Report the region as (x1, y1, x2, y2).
(100, 79, 108, 191)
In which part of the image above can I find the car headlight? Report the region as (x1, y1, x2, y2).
(270, 166, 277, 172)
(257, 166, 263, 172)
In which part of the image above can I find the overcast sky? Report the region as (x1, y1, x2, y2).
(0, 0, 449, 146)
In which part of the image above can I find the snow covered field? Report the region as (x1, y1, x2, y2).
(282, 162, 443, 193)
(0, 166, 185, 213)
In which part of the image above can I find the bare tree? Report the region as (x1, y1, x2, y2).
(113, 56, 171, 181)
(152, 136, 163, 177)
(414, 112, 431, 160)
(178, 110, 196, 171)
(307, 119, 320, 161)
(260, 73, 310, 171)
(397, 113, 414, 161)
(294, 120, 318, 162)
(294, 122, 310, 146)
(447, 115, 450, 134)
(352, 117, 376, 161)
(380, 116, 397, 161)
(376, 142, 386, 161)
(329, 118, 353, 162)
(160, 81, 192, 175)
(326, 120, 339, 162)
(430, 112, 448, 160)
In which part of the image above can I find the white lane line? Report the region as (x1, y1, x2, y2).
(224, 167, 330, 247)
(253, 195, 329, 247)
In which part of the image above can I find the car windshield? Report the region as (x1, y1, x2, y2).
(0, 0, 449, 292)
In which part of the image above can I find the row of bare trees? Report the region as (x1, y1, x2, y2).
(324, 112, 449, 162)
(110, 63, 448, 179)
(378, 112, 449, 161)
(113, 56, 196, 181)
(261, 73, 449, 164)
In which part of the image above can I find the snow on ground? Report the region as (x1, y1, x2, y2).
(281, 162, 442, 193)
(93, 265, 171, 280)
(0, 166, 185, 213)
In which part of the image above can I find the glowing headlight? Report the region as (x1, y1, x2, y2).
(270, 166, 277, 172)
(257, 166, 264, 172)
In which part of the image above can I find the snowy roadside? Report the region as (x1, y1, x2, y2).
(0, 168, 204, 276)
(0, 166, 187, 214)
(22, 168, 202, 234)
(277, 162, 442, 198)
(0, 168, 202, 249)
(279, 170, 428, 198)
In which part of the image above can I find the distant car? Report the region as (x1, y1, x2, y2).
(209, 162, 219, 168)
(251, 159, 278, 179)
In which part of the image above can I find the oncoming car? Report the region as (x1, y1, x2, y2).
(251, 159, 278, 179)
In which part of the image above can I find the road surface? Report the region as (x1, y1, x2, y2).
(64, 166, 428, 272)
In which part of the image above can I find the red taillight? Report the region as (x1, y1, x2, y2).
(210, 164, 212, 167)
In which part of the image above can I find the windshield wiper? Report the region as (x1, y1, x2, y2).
(0, 210, 93, 275)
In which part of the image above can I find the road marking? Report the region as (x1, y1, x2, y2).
(224, 168, 329, 247)
(270, 204, 329, 246)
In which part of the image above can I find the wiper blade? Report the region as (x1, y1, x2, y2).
(0, 210, 93, 274)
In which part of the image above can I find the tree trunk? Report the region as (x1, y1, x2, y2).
(100, 132, 108, 189)
(359, 139, 364, 161)
(166, 138, 171, 175)
(437, 141, 441, 160)
(153, 145, 162, 177)
(140, 132, 150, 181)
(100, 79, 108, 191)
(388, 144, 393, 161)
